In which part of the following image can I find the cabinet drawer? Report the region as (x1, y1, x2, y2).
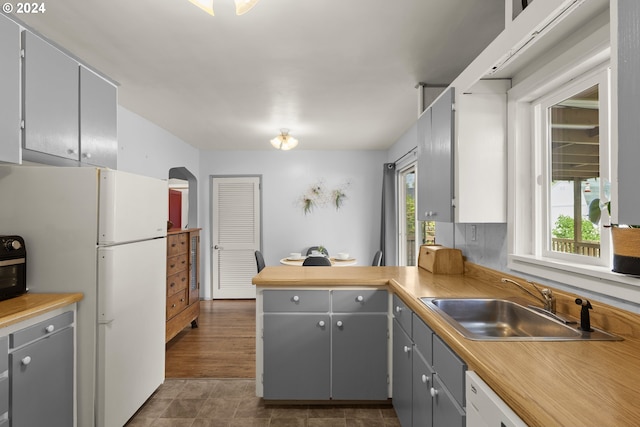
(167, 253, 188, 276)
(433, 335, 467, 407)
(167, 233, 188, 256)
(167, 290, 188, 319)
(332, 289, 387, 313)
(412, 313, 433, 365)
(167, 270, 189, 296)
(9, 311, 73, 349)
(392, 294, 412, 336)
(263, 290, 330, 312)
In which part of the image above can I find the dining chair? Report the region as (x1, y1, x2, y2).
(372, 250, 383, 266)
(306, 246, 329, 257)
(255, 250, 266, 272)
(302, 256, 332, 266)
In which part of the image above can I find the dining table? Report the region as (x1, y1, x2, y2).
(279, 256, 357, 266)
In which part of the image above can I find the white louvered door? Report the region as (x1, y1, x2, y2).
(211, 176, 261, 299)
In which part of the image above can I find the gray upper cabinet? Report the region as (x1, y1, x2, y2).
(418, 88, 454, 223)
(0, 14, 20, 164)
(417, 108, 432, 222)
(22, 31, 79, 161)
(80, 67, 117, 169)
(617, 0, 640, 225)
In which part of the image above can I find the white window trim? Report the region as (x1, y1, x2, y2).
(532, 68, 611, 267)
(397, 161, 417, 266)
(507, 15, 640, 305)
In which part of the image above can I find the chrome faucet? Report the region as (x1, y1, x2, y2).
(500, 278, 556, 314)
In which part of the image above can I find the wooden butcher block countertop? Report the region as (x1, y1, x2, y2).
(254, 264, 640, 427)
(0, 293, 83, 329)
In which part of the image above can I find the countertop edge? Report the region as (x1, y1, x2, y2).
(0, 293, 84, 329)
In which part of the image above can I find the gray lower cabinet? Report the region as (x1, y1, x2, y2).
(263, 312, 331, 399)
(0, 337, 7, 426)
(22, 31, 80, 162)
(392, 295, 466, 427)
(8, 310, 74, 427)
(393, 318, 413, 427)
(0, 14, 20, 165)
(263, 289, 388, 401)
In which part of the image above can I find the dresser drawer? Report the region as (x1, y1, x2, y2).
(167, 253, 188, 276)
(10, 311, 74, 349)
(332, 289, 388, 313)
(263, 290, 330, 312)
(167, 290, 188, 319)
(167, 270, 189, 296)
(167, 233, 188, 256)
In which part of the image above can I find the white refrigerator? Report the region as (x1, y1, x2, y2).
(0, 165, 167, 427)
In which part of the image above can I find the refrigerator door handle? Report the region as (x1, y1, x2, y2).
(98, 248, 115, 324)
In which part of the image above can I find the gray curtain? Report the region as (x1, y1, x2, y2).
(380, 163, 397, 266)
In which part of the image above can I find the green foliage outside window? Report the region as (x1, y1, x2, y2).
(552, 214, 600, 242)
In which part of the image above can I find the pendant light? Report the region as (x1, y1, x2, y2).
(270, 129, 299, 151)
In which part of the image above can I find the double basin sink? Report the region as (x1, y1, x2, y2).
(420, 298, 622, 341)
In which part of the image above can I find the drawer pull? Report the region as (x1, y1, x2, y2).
(356, 295, 364, 302)
(21, 356, 31, 366)
(292, 295, 300, 302)
(180, 298, 185, 302)
(45, 325, 55, 333)
(172, 304, 176, 308)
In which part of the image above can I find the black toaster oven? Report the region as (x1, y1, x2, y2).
(0, 235, 27, 301)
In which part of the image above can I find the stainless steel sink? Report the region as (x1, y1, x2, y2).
(420, 298, 622, 341)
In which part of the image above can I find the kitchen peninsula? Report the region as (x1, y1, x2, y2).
(253, 264, 640, 426)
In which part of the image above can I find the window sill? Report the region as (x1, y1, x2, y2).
(508, 254, 640, 305)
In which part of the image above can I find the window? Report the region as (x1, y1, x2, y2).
(397, 162, 434, 266)
(398, 164, 417, 266)
(533, 70, 610, 266)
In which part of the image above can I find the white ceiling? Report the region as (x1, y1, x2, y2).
(10, 0, 505, 151)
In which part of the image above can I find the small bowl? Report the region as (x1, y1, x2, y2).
(289, 252, 302, 260)
(336, 252, 349, 260)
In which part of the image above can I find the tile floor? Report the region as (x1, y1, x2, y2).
(126, 378, 401, 427)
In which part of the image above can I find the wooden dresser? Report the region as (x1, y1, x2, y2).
(166, 228, 201, 342)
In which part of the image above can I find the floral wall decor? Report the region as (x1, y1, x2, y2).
(299, 179, 351, 214)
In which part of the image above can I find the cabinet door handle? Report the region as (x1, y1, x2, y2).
(21, 356, 31, 366)
(318, 321, 325, 327)
(83, 152, 92, 159)
(421, 374, 430, 384)
(45, 325, 55, 333)
(403, 345, 411, 353)
(336, 320, 343, 327)
(395, 306, 403, 313)
(430, 387, 438, 397)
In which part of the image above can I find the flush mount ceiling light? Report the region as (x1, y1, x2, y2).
(270, 129, 299, 151)
(187, 0, 260, 16)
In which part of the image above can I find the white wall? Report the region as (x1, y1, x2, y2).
(198, 149, 386, 299)
(117, 106, 200, 181)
